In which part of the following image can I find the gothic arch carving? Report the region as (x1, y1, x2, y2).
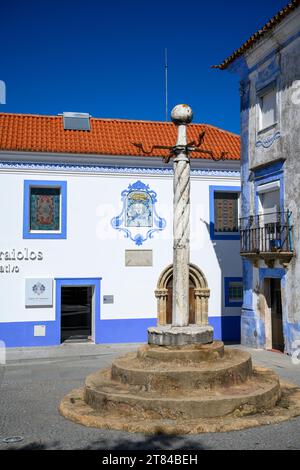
(155, 263, 210, 326)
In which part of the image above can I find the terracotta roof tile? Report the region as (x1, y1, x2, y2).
(213, 0, 300, 70)
(0, 113, 240, 161)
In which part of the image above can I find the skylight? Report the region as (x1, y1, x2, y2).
(63, 112, 91, 131)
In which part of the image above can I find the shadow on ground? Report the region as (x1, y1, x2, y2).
(4, 433, 209, 450)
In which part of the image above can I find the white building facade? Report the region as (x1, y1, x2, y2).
(0, 113, 242, 347)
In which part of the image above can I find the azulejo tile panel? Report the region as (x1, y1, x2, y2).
(111, 180, 166, 246)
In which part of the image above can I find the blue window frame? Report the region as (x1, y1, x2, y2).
(209, 186, 241, 240)
(253, 160, 284, 217)
(225, 277, 243, 307)
(23, 180, 67, 239)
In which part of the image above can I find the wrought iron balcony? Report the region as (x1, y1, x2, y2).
(240, 211, 294, 267)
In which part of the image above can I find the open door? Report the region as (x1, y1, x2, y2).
(270, 279, 284, 352)
(61, 286, 92, 342)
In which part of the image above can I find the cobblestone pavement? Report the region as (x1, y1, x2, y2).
(1, 342, 300, 450)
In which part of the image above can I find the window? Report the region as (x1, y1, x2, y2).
(258, 182, 280, 225)
(23, 180, 67, 239)
(214, 192, 239, 233)
(209, 186, 240, 240)
(225, 277, 243, 307)
(30, 187, 60, 231)
(228, 282, 243, 302)
(258, 83, 277, 131)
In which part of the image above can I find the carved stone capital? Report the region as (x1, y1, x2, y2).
(194, 288, 210, 298)
(155, 288, 168, 299)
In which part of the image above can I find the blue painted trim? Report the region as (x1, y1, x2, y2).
(226, 56, 250, 79)
(241, 308, 266, 349)
(0, 161, 240, 178)
(84, 314, 242, 344)
(55, 278, 101, 344)
(253, 160, 284, 179)
(253, 162, 284, 217)
(97, 318, 157, 343)
(242, 259, 253, 311)
(224, 277, 243, 307)
(0, 315, 241, 347)
(258, 268, 285, 285)
(23, 180, 67, 239)
(0, 321, 62, 348)
(209, 185, 241, 240)
(210, 316, 241, 342)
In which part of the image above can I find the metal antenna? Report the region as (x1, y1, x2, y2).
(165, 48, 168, 121)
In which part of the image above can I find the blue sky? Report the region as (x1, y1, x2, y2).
(0, 0, 288, 133)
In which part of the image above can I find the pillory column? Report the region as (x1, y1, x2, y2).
(148, 104, 213, 346)
(171, 104, 192, 326)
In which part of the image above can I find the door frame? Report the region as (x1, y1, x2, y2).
(55, 278, 101, 344)
(259, 268, 285, 351)
(155, 263, 210, 326)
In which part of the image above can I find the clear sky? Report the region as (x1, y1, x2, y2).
(0, 0, 288, 134)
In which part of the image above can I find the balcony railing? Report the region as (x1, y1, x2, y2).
(240, 211, 294, 259)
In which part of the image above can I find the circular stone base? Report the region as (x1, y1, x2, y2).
(59, 374, 300, 434)
(110, 349, 252, 391)
(83, 364, 278, 418)
(148, 325, 213, 346)
(137, 341, 225, 362)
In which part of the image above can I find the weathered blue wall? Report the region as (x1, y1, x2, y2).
(227, 15, 300, 354)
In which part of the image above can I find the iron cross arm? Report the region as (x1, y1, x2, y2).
(186, 130, 228, 162)
(132, 131, 228, 163)
(132, 142, 174, 155)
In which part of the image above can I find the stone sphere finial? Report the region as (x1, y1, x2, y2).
(171, 104, 193, 125)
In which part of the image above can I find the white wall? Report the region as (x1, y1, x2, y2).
(0, 165, 242, 324)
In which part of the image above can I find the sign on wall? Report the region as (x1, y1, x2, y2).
(25, 278, 53, 307)
(125, 250, 153, 266)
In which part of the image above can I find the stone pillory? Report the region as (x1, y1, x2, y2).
(60, 105, 300, 434)
(148, 104, 213, 346)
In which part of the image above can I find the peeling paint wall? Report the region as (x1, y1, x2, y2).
(231, 8, 300, 354)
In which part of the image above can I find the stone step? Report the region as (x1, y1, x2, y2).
(137, 341, 225, 363)
(84, 367, 280, 419)
(111, 349, 252, 391)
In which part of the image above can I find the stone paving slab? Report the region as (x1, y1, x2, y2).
(5, 342, 141, 364)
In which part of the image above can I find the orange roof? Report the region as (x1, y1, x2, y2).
(0, 113, 240, 161)
(213, 0, 300, 70)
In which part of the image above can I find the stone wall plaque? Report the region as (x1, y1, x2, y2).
(125, 250, 153, 267)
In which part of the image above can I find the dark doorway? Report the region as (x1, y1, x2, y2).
(166, 277, 196, 324)
(61, 286, 92, 342)
(270, 279, 284, 352)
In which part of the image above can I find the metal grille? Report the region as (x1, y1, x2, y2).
(240, 211, 293, 254)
